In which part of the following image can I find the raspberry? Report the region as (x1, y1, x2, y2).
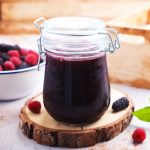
(25, 54, 38, 66)
(10, 56, 22, 67)
(0, 65, 3, 71)
(28, 50, 39, 59)
(28, 100, 41, 113)
(132, 128, 146, 143)
(4, 61, 15, 70)
(8, 50, 20, 57)
(20, 48, 28, 56)
(112, 97, 129, 112)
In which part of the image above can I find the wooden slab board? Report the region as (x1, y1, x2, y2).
(19, 88, 134, 148)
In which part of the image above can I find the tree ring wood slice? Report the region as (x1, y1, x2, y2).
(19, 88, 134, 148)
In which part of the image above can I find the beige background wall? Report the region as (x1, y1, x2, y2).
(0, 0, 150, 88)
(0, 0, 149, 34)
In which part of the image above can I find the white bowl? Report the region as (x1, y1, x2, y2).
(0, 62, 45, 101)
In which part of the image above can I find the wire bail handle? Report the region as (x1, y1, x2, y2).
(99, 28, 120, 53)
(34, 17, 46, 70)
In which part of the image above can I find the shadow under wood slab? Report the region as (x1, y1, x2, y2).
(19, 88, 134, 148)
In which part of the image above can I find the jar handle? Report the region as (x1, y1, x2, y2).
(34, 17, 46, 71)
(34, 17, 45, 29)
(99, 28, 120, 53)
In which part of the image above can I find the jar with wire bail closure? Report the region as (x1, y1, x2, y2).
(34, 17, 120, 124)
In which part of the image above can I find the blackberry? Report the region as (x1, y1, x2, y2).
(112, 97, 129, 112)
(1, 53, 9, 61)
(0, 57, 3, 65)
(17, 62, 30, 69)
(20, 55, 25, 61)
(0, 44, 20, 52)
(13, 45, 21, 51)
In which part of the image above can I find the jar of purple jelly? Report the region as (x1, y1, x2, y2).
(34, 17, 120, 124)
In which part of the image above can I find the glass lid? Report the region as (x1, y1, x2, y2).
(42, 17, 106, 35)
(34, 16, 120, 59)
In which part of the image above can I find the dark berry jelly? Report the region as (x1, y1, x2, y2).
(43, 52, 110, 124)
(35, 17, 119, 124)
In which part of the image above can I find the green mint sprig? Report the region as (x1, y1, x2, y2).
(133, 107, 150, 122)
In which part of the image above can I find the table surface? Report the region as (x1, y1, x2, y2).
(0, 35, 150, 150)
(1, 84, 150, 150)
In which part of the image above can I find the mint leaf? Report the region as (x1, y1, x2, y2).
(133, 107, 150, 122)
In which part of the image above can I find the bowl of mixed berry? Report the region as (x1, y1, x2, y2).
(0, 43, 45, 100)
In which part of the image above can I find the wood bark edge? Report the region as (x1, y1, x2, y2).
(19, 99, 134, 148)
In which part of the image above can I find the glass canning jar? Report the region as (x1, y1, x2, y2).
(34, 17, 120, 124)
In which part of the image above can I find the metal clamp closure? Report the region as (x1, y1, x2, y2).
(34, 17, 46, 70)
(99, 28, 120, 53)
